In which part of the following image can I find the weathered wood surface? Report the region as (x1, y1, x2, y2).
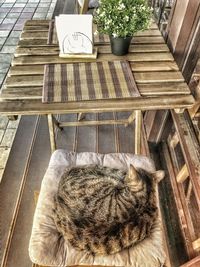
(176, 164, 189, 183)
(0, 96, 195, 116)
(131, 61, 178, 71)
(3, 84, 190, 99)
(193, 238, 200, 251)
(8, 61, 179, 75)
(17, 36, 166, 47)
(180, 255, 200, 267)
(5, 73, 186, 88)
(14, 43, 169, 56)
(0, 20, 194, 115)
(0, 116, 49, 267)
(162, 142, 194, 263)
(171, 110, 200, 211)
(150, 143, 188, 266)
(166, 139, 197, 259)
(12, 52, 174, 65)
(166, 0, 200, 83)
(188, 58, 200, 118)
(166, 110, 200, 261)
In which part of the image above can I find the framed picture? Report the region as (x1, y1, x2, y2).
(55, 14, 93, 55)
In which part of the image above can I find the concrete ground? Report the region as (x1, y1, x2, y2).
(0, 0, 57, 181)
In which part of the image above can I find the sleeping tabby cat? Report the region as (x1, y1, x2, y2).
(53, 164, 164, 255)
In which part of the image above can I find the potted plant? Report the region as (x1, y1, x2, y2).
(94, 0, 152, 56)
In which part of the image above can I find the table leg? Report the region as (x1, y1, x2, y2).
(135, 110, 142, 155)
(8, 115, 18, 121)
(78, 113, 85, 121)
(47, 114, 56, 153)
(125, 111, 136, 127)
(174, 108, 185, 113)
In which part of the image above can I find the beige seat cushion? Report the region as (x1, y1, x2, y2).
(29, 149, 166, 267)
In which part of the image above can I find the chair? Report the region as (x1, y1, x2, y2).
(29, 149, 166, 267)
(77, 0, 99, 14)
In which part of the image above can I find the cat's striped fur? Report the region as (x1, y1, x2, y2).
(53, 164, 164, 255)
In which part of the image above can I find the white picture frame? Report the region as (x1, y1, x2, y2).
(55, 14, 93, 55)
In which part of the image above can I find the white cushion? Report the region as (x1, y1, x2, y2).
(29, 149, 166, 267)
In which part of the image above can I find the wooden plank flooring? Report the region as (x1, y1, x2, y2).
(4, 116, 51, 267)
(0, 115, 47, 267)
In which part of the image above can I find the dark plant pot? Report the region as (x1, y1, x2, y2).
(109, 36, 132, 56)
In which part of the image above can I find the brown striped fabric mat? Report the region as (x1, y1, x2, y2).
(42, 61, 140, 103)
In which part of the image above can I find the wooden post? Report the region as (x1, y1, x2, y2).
(125, 111, 136, 127)
(78, 113, 85, 121)
(47, 114, 56, 153)
(169, 132, 179, 148)
(8, 115, 18, 121)
(176, 164, 189, 183)
(80, 0, 89, 14)
(192, 238, 200, 251)
(180, 255, 200, 267)
(135, 110, 142, 155)
(186, 181, 193, 203)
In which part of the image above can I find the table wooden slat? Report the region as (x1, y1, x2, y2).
(0, 86, 42, 99)
(22, 25, 50, 31)
(1, 82, 191, 100)
(5, 71, 185, 88)
(22, 28, 161, 36)
(12, 52, 174, 66)
(17, 36, 166, 47)
(93, 22, 158, 31)
(5, 75, 43, 87)
(8, 61, 179, 77)
(130, 61, 179, 71)
(8, 65, 45, 76)
(20, 31, 49, 40)
(14, 44, 169, 57)
(0, 95, 195, 116)
(139, 82, 191, 95)
(134, 29, 161, 36)
(24, 20, 159, 29)
(18, 39, 50, 47)
(134, 71, 184, 83)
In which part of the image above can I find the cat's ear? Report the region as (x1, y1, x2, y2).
(129, 164, 139, 181)
(153, 170, 165, 182)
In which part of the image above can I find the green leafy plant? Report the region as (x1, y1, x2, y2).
(94, 0, 152, 38)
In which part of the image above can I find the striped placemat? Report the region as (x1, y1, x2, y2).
(42, 61, 140, 103)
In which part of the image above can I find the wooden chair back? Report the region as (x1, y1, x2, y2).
(77, 0, 89, 14)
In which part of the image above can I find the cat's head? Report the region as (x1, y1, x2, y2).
(126, 164, 164, 192)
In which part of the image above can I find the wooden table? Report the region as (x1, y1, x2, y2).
(0, 20, 195, 154)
